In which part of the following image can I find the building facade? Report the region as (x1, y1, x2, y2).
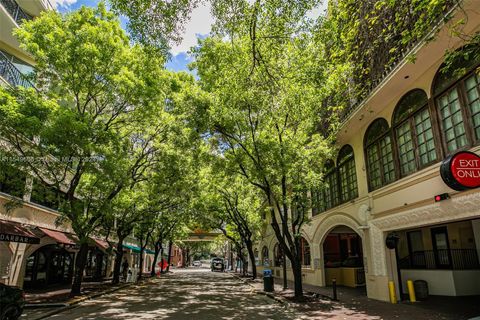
(256, 0, 480, 302)
(0, 0, 155, 289)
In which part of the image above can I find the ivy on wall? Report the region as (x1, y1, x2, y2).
(315, 0, 459, 121)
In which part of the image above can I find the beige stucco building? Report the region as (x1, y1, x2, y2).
(0, 0, 155, 289)
(256, 0, 480, 302)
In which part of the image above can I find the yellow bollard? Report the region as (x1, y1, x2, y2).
(407, 280, 416, 302)
(388, 281, 397, 304)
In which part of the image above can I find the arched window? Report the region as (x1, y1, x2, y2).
(433, 49, 480, 153)
(300, 237, 311, 266)
(393, 89, 437, 176)
(364, 118, 395, 190)
(261, 246, 269, 265)
(324, 160, 338, 210)
(274, 243, 283, 267)
(337, 145, 358, 202)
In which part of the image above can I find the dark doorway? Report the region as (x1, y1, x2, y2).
(322, 226, 365, 289)
(431, 227, 452, 269)
(24, 245, 74, 289)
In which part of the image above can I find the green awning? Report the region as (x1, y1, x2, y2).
(123, 244, 155, 254)
(123, 244, 141, 253)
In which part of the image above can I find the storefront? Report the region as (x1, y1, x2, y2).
(85, 247, 107, 281)
(0, 219, 40, 285)
(23, 244, 74, 288)
(23, 228, 77, 289)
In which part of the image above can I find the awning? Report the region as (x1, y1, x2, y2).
(145, 249, 155, 254)
(0, 220, 40, 244)
(39, 228, 77, 245)
(123, 244, 141, 253)
(91, 238, 110, 250)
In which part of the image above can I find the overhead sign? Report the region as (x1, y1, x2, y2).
(0, 233, 40, 244)
(440, 151, 480, 191)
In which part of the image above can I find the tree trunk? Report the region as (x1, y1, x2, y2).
(291, 259, 303, 298)
(151, 240, 161, 277)
(166, 240, 173, 272)
(137, 248, 145, 282)
(70, 242, 89, 296)
(112, 236, 126, 284)
(243, 256, 248, 276)
(245, 240, 257, 280)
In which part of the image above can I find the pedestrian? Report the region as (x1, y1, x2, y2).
(122, 258, 129, 281)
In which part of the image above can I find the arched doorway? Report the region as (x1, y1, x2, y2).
(322, 225, 366, 290)
(23, 244, 74, 289)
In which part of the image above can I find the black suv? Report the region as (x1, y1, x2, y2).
(0, 283, 25, 320)
(211, 258, 225, 272)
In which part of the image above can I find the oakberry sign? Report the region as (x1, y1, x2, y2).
(440, 151, 480, 191)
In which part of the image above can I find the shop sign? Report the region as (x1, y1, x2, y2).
(440, 151, 480, 191)
(0, 233, 40, 244)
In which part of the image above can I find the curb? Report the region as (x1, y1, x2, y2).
(27, 282, 135, 320)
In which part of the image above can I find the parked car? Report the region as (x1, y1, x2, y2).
(192, 260, 202, 267)
(211, 257, 225, 272)
(0, 283, 25, 320)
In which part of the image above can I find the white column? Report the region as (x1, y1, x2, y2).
(8, 242, 27, 287)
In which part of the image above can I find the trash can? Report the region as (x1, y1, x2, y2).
(263, 269, 274, 292)
(414, 280, 428, 300)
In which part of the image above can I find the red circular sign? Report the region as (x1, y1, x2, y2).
(450, 152, 480, 188)
(441, 151, 480, 191)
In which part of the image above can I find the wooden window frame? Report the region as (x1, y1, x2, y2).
(392, 89, 439, 179)
(364, 118, 396, 191)
(432, 63, 480, 154)
(337, 145, 358, 203)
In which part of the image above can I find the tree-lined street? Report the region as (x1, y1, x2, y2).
(1, 1, 480, 319)
(44, 269, 294, 320)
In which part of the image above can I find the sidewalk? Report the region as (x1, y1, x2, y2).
(25, 280, 119, 305)
(237, 275, 480, 320)
(21, 277, 154, 320)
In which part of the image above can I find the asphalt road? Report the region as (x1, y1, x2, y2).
(44, 268, 296, 320)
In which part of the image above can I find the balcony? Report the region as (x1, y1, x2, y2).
(0, 50, 34, 88)
(0, 0, 32, 25)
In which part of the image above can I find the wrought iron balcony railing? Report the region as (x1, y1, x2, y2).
(0, 51, 35, 88)
(0, 0, 32, 25)
(399, 249, 480, 270)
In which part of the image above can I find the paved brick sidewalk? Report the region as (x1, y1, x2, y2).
(240, 275, 480, 320)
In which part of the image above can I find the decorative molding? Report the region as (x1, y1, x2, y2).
(311, 213, 364, 245)
(372, 190, 480, 231)
(367, 223, 387, 276)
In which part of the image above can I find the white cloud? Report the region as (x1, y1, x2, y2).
(49, 0, 78, 9)
(170, 2, 213, 55)
(170, 1, 328, 56)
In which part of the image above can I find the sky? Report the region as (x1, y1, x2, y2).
(51, 0, 328, 72)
